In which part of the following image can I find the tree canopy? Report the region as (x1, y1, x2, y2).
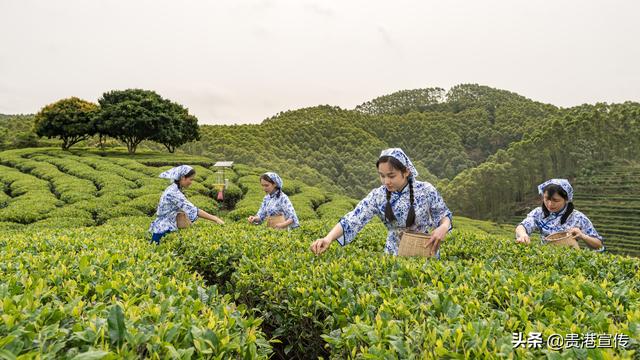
(96, 89, 200, 153)
(34, 97, 98, 150)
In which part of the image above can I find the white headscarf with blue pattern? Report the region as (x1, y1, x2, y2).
(263, 172, 283, 189)
(379, 148, 418, 179)
(537, 178, 573, 201)
(159, 165, 194, 181)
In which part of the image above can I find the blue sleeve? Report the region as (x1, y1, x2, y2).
(256, 196, 268, 222)
(574, 212, 604, 252)
(337, 188, 380, 246)
(576, 213, 603, 241)
(281, 195, 300, 228)
(427, 185, 453, 232)
(519, 208, 541, 235)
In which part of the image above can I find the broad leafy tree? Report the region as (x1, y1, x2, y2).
(34, 97, 98, 150)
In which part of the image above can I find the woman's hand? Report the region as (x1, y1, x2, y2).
(428, 224, 448, 256)
(515, 225, 530, 244)
(569, 227, 603, 250)
(310, 237, 333, 255)
(569, 227, 584, 240)
(248, 216, 258, 224)
(516, 234, 530, 244)
(198, 209, 224, 225)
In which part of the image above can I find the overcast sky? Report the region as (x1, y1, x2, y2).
(1, 0, 638, 124)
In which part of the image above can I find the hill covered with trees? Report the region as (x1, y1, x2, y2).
(187, 84, 640, 257)
(189, 84, 560, 199)
(3, 84, 638, 253)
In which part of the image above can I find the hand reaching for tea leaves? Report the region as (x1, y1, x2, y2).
(198, 209, 224, 225)
(310, 237, 333, 255)
(310, 223, 343, 255)
(428, 225, 448, 256)
(515, 225, 530, 244)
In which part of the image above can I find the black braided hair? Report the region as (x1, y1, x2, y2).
(377, 155, 415, 226)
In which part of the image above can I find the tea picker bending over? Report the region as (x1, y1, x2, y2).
(149, 165, 224, 244)
(310, 148, 452, 257)
(247, 172, 300, 229)
(515, 178, 604, 251)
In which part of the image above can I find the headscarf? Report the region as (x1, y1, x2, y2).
(537, 178, 573, 201)
(263, 172, 283, 189)
(159, 165, 194, 181)
(379, 148, 418, 179)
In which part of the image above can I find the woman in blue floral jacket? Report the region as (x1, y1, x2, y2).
(149, 165, 224, 244)
(515, 178, 604, 251)
(248, 172, 299, 229)
(310, 148, 452, 257)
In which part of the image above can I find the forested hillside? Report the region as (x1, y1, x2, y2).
(442, 102, 640, 220)
(186, 84, 559, 199)
(3, 84, 638, 239)
(0, 114, 47, 150)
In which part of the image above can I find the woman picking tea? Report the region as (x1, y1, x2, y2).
(310, 148, 452, 257)
(149, 165, 224, 244)
(247, 172, 299, 229)
(515, 178, 604, 251)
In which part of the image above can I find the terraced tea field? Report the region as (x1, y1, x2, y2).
(573, 161, 640, 257)
(0, 148, 355, 230)
(0, 148, 638, 358)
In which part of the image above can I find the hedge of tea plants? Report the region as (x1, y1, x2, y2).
(164, 220, 639, 359)
(0, 223, 272, 358)
(1, 148, 638, 359)
(0, 148, 356, 231)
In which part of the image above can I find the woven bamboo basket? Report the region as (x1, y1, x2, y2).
(544, 231, 579, 249)
(266, 214, 286, 229)
(176, 211, 192, 229)
(398, 231, 433, 257)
